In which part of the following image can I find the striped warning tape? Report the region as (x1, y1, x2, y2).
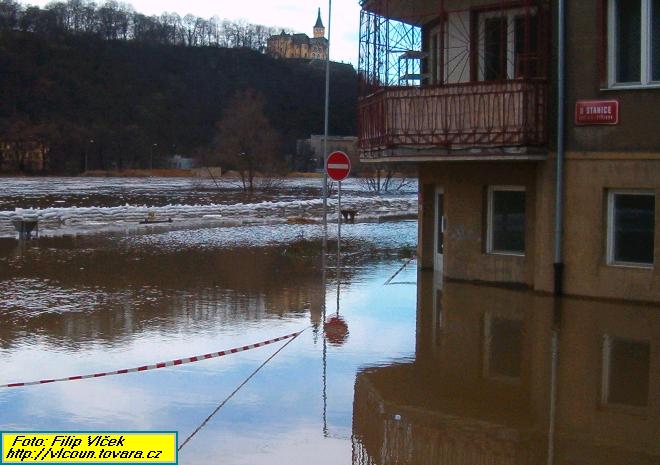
(1, 331, 302, 389)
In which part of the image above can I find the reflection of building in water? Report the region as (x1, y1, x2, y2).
(353, 272, 659, 465)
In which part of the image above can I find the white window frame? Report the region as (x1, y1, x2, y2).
(608, 0, 660, 88)
(429, 24, 443, 84)
(606, 189, 655, 268)
(487, 185, 526, 256)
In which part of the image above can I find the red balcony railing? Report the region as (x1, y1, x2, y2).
(358, 79, 547, 157)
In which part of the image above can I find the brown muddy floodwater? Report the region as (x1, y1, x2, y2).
(0, 179, 658, 465)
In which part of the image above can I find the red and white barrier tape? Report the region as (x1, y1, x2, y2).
(1, 331, 302, 389)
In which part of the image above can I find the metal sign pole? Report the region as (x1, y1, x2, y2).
(337, 180, 341, 314)
(322, 0, 333, 247)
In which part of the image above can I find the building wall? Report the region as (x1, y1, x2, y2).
(267, 31, 327, 60)
(267, 36, 313, 59)
(564, 0, 660, 153)
(560, 154, 660, 300)
(419, 162, 539, 287)
(307, 135, 358, 168)
(362, 0, 660, 302)
(0, 143, 48, 172)
(418, 155, 660, 302)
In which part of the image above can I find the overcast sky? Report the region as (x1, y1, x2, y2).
(24, 0, 362, 64)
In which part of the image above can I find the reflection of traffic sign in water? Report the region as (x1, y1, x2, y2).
(325, 151, 351, 181)
(324, 315, 349, 346)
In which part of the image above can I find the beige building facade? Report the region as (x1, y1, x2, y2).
(267, 9, 328, 60)
(358, 0, 660, 303)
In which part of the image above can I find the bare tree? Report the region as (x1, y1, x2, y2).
(214, 89, 281, 192)
(360, 163, 414, 193)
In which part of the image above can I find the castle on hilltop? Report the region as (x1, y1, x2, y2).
(267, 8, 328, 60)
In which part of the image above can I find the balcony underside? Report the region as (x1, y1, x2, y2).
(358, 80, 548, 163)
(360, 146, 547, 163)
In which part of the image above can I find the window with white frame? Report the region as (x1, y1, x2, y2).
(487, 186, 526, 255)
(607, 190, 655, 266)
(429, 25, 442, 84)
(608, 0, 660, 87)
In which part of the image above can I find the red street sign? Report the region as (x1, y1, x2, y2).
(575, 100, 619, 125)
(326, 151, 351, 181)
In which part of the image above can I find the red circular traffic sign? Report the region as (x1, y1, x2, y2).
(325, 151, 351, 181)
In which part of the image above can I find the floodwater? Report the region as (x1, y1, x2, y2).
(0, 190, 419, 464)
(0, 178, 658, 465)
(0, 177, 417, 237)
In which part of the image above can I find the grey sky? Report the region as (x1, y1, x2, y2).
(24, 0, 361, 64)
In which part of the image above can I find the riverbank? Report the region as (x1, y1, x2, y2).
(0, 169, 326, 178)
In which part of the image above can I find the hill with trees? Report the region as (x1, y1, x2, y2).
(0, 0, 357, 173)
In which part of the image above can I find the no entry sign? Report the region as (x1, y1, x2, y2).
(326, 151, 351, 181)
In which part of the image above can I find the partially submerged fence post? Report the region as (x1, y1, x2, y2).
(12, 218, 39, 241)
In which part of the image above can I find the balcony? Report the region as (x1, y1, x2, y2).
(357, 0, 550, 161)
(359, 79, 547, 161)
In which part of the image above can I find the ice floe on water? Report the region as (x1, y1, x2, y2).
(124, 220, 418, 251)
(0, 278, 106, 316)
(0, 195, 417, 238)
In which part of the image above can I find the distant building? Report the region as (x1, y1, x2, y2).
(267, 8, 328, 60)
(0, 141, 48, 172)
(297, 135, 358, 171)
(166, 155, 196, 169)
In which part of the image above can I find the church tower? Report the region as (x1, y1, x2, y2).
(313, 8, 325, 39)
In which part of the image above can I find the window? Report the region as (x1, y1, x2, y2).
(487, 186, 526, 255)
(428, 25, 442, 84)
(484, 17, 508, 81)
(477, 9, 538, 81)
(602, 336, 650, 407)
(607, 190, 655, 266)
(514, 15, 540, 77)
(608, 0, 660, 86)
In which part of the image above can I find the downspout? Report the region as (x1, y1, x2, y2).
(553, 0, 566, 297)
(547, 6, 566, 465)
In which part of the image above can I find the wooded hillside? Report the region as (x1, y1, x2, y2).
(0, 0, 357, 173)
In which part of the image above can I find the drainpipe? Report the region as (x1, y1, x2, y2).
(547, 5, 566, 465)
(553, 0, 566, 297)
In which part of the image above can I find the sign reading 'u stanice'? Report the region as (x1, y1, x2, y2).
(575, 99, 619, 125)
